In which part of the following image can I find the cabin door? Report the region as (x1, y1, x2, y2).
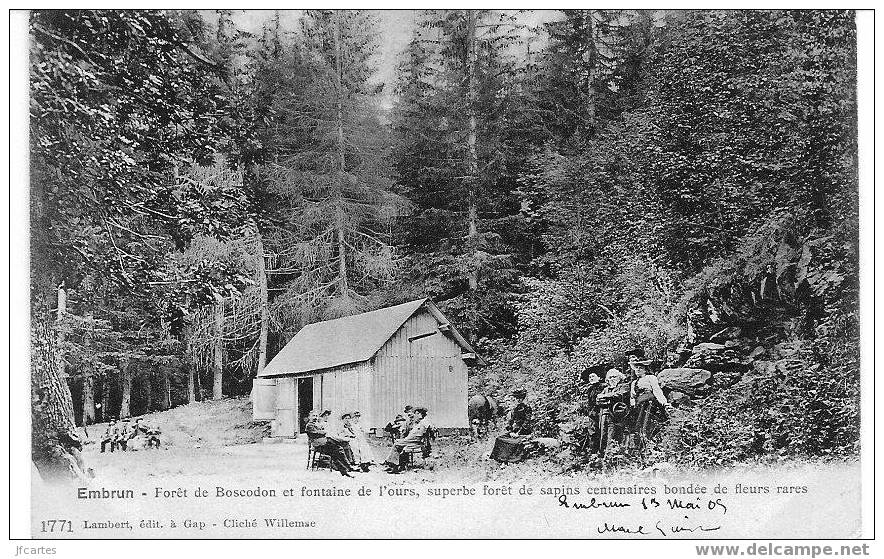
(297, 377, 313, 433)
(271, 377, 297, 438)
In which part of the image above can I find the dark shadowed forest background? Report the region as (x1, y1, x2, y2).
(29, 9, 859, 479)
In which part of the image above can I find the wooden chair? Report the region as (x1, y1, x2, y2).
(403, 427, 436, 470)
(306, 437, 334, 471)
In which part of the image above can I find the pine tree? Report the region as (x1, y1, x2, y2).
(259, 10, 401, 326)
(392, 10, 529, 340)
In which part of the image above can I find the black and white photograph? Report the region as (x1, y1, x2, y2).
(13, 6, 873, 541)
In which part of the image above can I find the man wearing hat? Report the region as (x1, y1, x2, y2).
(384, 406, 432, 473)
(625, 347, 648, 367)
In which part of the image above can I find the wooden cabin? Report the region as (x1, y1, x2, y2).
(252, 298, 482, 437)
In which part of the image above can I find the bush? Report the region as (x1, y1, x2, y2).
(661, 338, 858, 467)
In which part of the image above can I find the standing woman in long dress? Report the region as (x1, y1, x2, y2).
(351, 410, 374, 471)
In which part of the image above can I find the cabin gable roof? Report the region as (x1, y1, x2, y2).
(258, 298, 483, 377)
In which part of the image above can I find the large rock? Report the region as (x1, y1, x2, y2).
(684, 348, 750, 373)
(658, 368, 712, 393)
(692, 342, 726, 353)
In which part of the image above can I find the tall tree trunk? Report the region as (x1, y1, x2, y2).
(100, 375, 110, 422)
(158, 320, 172, 411)
(465, 10, 479, 337)
(56, 283, 66, 379)
(195, 365, 203, 402)
(31, 294, 86, 482)
(82, 376, 95, 427)
(333, 11, 349, 296)
(187, 364, 197, 403)
(119, 359, 132, 419)
(256, 233, 269, 375)
(212, 298, 224, 400)
(182, 288, 197, 404)
(81, 311, 95, 426)
(143, 370, 153, 413)
(584, 10, 597, 130)
(159, 364, 172, 411)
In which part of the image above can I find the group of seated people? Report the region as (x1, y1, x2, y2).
(490, 348, 675, 461)
(100, 417, 161, 453)
(306, 405, 435, 476)
(305, 409, 373, 477)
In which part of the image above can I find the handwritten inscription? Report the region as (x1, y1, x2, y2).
(554, 491, 728, 537)
(558, 494, 631, 509)
(598, 522, 648, 534)
(656, 519, 722, 536)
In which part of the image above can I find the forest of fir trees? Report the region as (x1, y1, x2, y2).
(30, 9, 858, 479)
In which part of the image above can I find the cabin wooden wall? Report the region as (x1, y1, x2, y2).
(371, 309, 469, 429)
(311, 361, 373, 426)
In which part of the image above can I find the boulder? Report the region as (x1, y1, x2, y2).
(684, 350, 750, 373)
(534, 437, 561, 450)
(692, 342, 726, 353)
(658, 368, 712, 393)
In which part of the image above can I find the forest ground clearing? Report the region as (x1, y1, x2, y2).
(74, 397, 858, 489)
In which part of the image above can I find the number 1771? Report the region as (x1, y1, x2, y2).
(40, 519, 72, 533)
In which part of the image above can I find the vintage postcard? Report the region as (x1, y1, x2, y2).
(14, 7, 874, 542)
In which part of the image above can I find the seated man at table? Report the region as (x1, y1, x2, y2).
(384, 406, 431, 474)
(306, 410, 358, 477)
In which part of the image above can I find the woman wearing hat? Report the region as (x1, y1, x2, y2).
(343, 411, 373, 472)
(627, 353, 673, 452)
(507, 389, 533, 437)
(626, 354, 671, 411)
(490, 390, 534, 463)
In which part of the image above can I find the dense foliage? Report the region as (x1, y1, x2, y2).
(31, 9, 859, 472)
